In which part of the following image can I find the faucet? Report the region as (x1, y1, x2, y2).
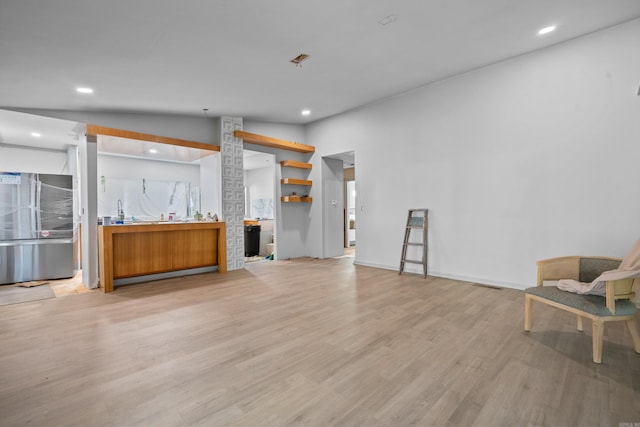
(117, 199, 124, 221)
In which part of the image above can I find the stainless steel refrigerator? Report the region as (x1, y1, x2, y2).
(0, 172, 74, 285)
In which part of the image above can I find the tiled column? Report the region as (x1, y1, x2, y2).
(220, 116, 244, 270)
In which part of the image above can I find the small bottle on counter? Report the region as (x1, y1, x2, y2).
(160, 213, 165, 221)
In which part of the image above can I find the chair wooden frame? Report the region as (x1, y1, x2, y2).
(524, 256, 640, 363)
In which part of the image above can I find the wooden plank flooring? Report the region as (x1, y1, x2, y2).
(0, 257, 638, 426)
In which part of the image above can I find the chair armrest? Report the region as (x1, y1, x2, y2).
(536, 256, 580, 286)
(605, 278, 638, 314)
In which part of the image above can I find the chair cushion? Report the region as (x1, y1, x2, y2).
(525, 286, 637, 317)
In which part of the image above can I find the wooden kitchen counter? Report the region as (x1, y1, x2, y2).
(98, 222, 226, 292)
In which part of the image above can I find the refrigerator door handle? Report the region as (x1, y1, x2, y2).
(35, 175, 42, 235)
(29, 174, 37, 235)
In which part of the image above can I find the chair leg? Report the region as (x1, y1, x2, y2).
(592, 319, 604, 364)
(626, 318, 640, 353)
(524, 296, 532, 331)
(576, 315, 583, 332)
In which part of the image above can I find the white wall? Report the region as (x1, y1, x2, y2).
(243, 121, 306, 146)
(80, 136, 99, 289)
(245, 166, 275, 219)
(306, 19, 640, 289)
(321, 157, 344, 258)
(97, 154, 201, 219)
(98, 154, 200, 182)
(200, 153, 221, 218)
(0, 146, 69, 174)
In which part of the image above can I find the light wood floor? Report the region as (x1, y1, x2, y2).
(1, 257, 638, 426)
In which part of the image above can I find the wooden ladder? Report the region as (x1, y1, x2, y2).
(399, 209, 428, 278)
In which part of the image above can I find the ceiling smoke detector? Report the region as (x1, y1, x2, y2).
(378, 14, 398, 26)
(290, 53, 310, 67)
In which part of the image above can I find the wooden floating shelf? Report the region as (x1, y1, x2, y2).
(281, 178, 312, 186)
(281, 160, 312, 169)
(234, 130, 315, 153)
(281, 196, 313, 203)
(87, 124, 220, 152)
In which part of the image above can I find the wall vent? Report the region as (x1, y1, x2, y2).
(290, 54, 310, 67)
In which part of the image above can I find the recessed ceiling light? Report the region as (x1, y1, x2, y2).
(538, 25, 556, 35)
(149, 148, 158, 154)
(301, 109, 311, 116)
(76, 87, 94, 94)
(31, 132, 41, 137)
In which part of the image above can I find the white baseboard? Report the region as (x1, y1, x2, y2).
(427, 271, 526, 291)
(353, 259, 396, 271)
(352, 259, 527, 291)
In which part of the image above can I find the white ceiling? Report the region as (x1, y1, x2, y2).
(1, 1, 640, 125)
(0, 109, 83, 151)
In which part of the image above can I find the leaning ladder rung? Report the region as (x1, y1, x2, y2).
(399, 208, 428, 278)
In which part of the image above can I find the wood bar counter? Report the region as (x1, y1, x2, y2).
(98, 222, 226, 292)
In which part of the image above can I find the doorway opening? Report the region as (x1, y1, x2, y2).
(345, 168, 356, 254)
(243, 149, 276, 263)
(322, 151, 355, 259)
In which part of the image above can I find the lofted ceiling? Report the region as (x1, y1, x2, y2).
(1, 1, 640, 125)
(97, 135, 217, 165)
(0, 109, 83, 151)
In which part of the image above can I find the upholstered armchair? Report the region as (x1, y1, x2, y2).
(524, 256, 640, 363)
